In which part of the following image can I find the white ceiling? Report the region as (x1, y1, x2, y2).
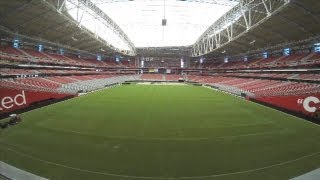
(66, 0, 239, 49)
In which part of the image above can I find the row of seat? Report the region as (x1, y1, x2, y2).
(187, 75, 320, 97)
(0, 68, 117, 76)
(0, 74, 140, 94)
(1, 46, 319, 70)
(192, 52, 320, 69)
(0, 46, 136, 68)
(222, 73, 320, 82)
(140, 74, 183, 81)
(140, 74, 164, 80)
(165, 75, 182, 81)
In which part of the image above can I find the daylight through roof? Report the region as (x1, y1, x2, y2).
(66, 0, 239, 49)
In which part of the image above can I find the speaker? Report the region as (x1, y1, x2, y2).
(162, 19, 167, 26)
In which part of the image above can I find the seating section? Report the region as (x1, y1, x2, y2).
(0, 46, 24, 55)
(187, 75, 320, 97)
(165, 74, 182, 81)
(0, 54, 141, 98)
(0, 46, 136, 68)
(190, 52, 320, 69)
(219, 73, 320, 82)
(1, 45, 319, 69)
(290, 74, 320, 81)
(0, 74, 140, 95)
(0, 69, 109, 76)
(0, 45, 319, 118)
(140, 74, 163, 80)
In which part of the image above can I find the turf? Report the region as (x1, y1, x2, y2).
(0, 84, 320, 180)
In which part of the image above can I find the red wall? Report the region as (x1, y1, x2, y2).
(0, 88, 73, 114)
(254, 94, 320, 117)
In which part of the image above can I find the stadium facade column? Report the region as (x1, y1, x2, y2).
(185, 56, 190, 68)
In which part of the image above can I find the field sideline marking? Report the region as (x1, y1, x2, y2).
(204, 85, 320, 128)
(244, 96, 320, 128)
(36, 126, 288, 141)
(2, 85, 318, 179)
(202, 85, 320, 130)
(0, 144, 319, 179)
(1, 85, 120, 121)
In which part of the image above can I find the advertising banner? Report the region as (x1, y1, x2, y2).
(254, 94, 320, 117)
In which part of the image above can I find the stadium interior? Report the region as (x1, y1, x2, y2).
(0, 0, 320, 180)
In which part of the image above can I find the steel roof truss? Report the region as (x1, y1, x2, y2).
(191, 0, 290, 57)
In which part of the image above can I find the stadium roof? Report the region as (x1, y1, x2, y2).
(0, 0, 319, 57)
(65, 0, 239, 48)
(192, 0, 320, 57)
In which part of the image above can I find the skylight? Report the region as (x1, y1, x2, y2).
(66, 0, 239, 49)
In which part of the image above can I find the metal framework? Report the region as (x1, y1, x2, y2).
(92, 0, 240, 7)
(191, 0, 290, 57)
(1, 0, 318, 59)
(177, 0, 240, 6)
(42, 0, 136, 56)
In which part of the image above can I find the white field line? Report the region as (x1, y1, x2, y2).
(2, 84, 319, 179)
(256, 102, 320, 128)
(201, 85, 320, 128)
(2, 85, 120, 121)
(37, 126, 289, 141)
(0, 144, 319, 180)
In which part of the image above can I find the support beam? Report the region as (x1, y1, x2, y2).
(191, 0, 290, 57)
(75, 0, 135, 53)
(262, 0, 271, 16)
(57, 0, 67, 13)
(41, 0, 136, 56)
(178, 0, 240, 7)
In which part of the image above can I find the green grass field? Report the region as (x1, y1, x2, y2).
(1, 84, 320, 180)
